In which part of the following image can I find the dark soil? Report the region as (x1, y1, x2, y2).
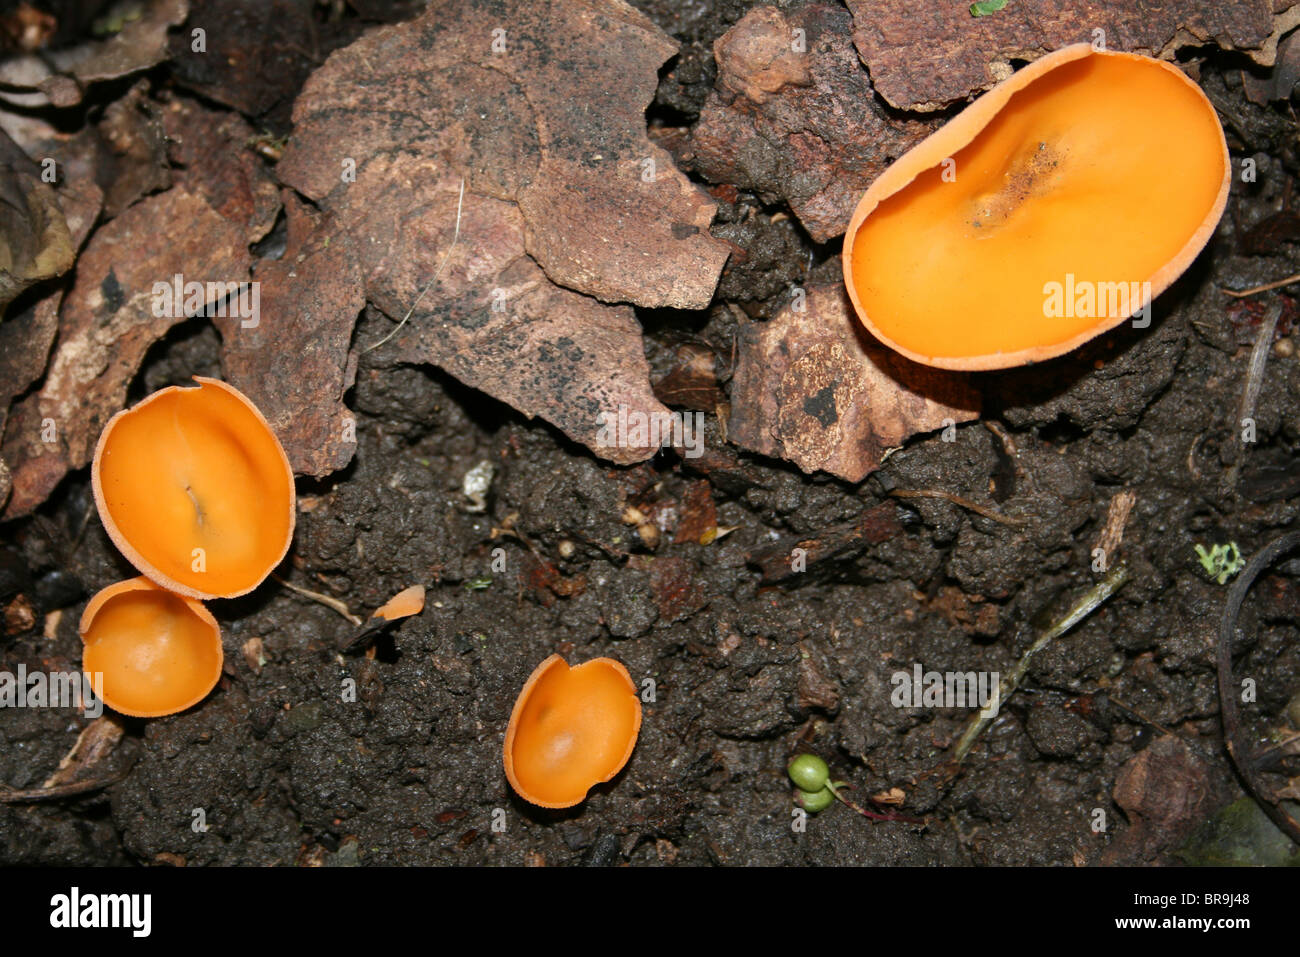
(2, 1, 1300, 866)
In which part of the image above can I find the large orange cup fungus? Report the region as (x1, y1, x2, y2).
(504, 654, 642, 808)
(80, 577, 223, 718)
(842, 44, 1229, 370)
(92, 377, 294, 600)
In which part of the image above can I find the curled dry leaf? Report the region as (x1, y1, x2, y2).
(845, 0, 1282, 110)
(0, 174, 103, 508)
(729, 284, 980, 482)
(278, 0, 730, 464)
(0, 0, 187, 108)
(42, 714, 126, 789)
(0, 129, 74, 316)
(214, 192, 363, 477)
(692, 3, 935, 242)
(2, 188, 249, 518)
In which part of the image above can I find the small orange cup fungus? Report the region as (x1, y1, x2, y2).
(504, 654, 642, 808)
(80, 577, 223, 718)
(843, 44, 1229, 370)
(92, 377, 294, 600)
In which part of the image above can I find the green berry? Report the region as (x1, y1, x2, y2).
(796, 787, 834, 813)
(787, 753, 829, 792)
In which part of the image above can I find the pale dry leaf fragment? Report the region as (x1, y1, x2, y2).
(729, 284, 980, 482)
(1093, 489, 1136, 566)
(43, 714, 126, 789)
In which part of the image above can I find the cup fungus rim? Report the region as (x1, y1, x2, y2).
(79, 576, 224, 719)
(841, 43, 1231, 371)
(91, 376, 296, 600)
(503, 653, 643, 809)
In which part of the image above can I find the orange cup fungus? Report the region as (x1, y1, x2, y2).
(80, 577, 223, 718)
(842, 44, 1229, 370)
(504, 654, 642, 808)
(92, 376, 295, 600)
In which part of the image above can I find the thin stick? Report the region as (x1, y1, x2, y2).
(272, 573, 362, 626)
(825, 780, 927, 825)
(0, 774, 125, 803)
(1221, 273, 1300, 298)
(1227, 301, 1281, 490)
(953, 562, 1130, 764)
(889, 488, 1027, 527)
(363, 177, 465, 354)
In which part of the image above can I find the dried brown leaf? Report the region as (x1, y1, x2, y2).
(278, 0, 726, 462)
(161, 97, 280, 242)
(214, 192, 362, 477)
(692, 3, 935, 242)
(729, 284, 980, 482)
(846, 0, 1281, 110)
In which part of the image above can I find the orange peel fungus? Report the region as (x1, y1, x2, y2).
(80, 577, 223, 718)
(91, 377, 295, 600)
(504, 654, 642, 808)
(842, 44, 1230, 370)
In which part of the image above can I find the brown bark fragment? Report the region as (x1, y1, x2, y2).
(729, 284, 980, 482)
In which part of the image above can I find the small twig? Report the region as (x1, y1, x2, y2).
(824, 780, 928, 825)
(1102, 693, 1179, 740)
(1227, 301, 1281, 491)
(363, 177, 465, 354)
(1217, 530, 1300, 845)
(272, 574, 363, 626)
(953, 563, 1130, 764)
(889, 488, 1028, 527)
(0, 774, 126, 804)
(1221, 273, 1300, 298)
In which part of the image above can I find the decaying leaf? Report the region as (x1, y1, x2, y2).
(845, 0, 1285, 110)
(1105, 734, 1228, 864)
(214, 193, 363, 477)
(2, 188, 249, 518)
(729, 284, 980, 482)
(278, 0, 730, 463)
(692, 3, 935, 242)
(95, 81, 170, 218)
(0, 174, 103, 508)
(161, 96, 281, 243)
(0, 0, 187, 108)
(0, 128, 74, 316)
(673, 479, 719, 546)
(653, 342, 726, 412)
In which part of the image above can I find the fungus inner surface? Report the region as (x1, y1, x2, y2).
(510, 659, 638, 805)
(97, 382, 291, 595)
(848, 55, 1224, 361)
(82, 587, 221, 716)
